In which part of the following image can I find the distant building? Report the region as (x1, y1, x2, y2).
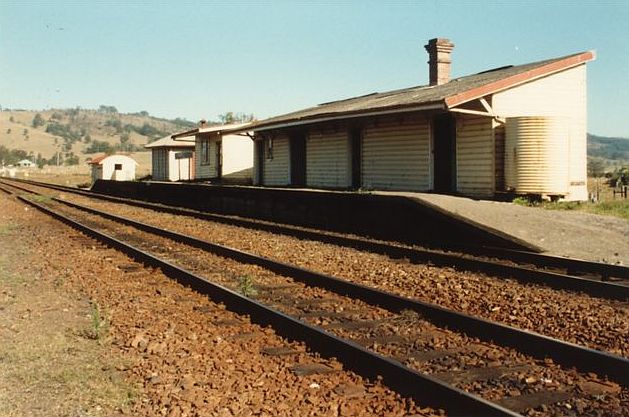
(232, 38, 595, 201)
(145, 135, 195, 181)
(172, 122, 253, 184)
(16, 159, 35, 168)
(88, 154, 137, 182)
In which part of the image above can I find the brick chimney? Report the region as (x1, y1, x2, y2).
(199, 119, 207, 128)
(424, 38, 455, 86)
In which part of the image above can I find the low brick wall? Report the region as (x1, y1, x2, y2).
(91, 180, 537, 251)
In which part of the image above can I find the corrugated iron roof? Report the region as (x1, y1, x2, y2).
(87, 154, 138, 165)
(144, 134, 195, 149)
(243, 51, 594, 132)
(87, 154, 108, 165)
(171, 122, 252, 139)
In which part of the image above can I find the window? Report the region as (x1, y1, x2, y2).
(114, 163, 122, 170)
(201, 138, 210, 165)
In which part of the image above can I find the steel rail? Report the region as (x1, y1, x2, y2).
(8, 178, 629, 280)
(4, 178, 628, 299)
(11, 192, 523, 417)
(24, 190, 629, 387)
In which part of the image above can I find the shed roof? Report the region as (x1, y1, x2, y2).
(87, 154, 138, 165)
(171, 122, 252, 139)
(144, 134, 195, 149)
(242, 51, 594, 132)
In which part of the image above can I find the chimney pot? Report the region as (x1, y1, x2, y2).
(424, 38, 455, 86)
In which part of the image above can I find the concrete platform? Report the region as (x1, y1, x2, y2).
(91, 181, 538, 252)
(379, 192, 629, 265)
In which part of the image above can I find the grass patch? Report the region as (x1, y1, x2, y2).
(0, 222, 18, 236)
(512, 197, 629, 220)
(28, 194, 53, 204)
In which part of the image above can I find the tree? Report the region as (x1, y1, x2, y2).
(218, 111, 255, 124)
(23, 128, 28, 136)
(98, 105, 118, 114)
(119, 133, 130, 151)
(587, 158, 605, 178)
(9, 116, 14, 122)
(32, 113, 45, 128)
(36, 153, 45, 168)
(6, 128, 10, 134)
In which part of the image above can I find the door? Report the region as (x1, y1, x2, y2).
(255, 139, 264, 185)
(433, 113, 456, 192)
(290, 131, 306, 186)
(350, 128, 362, 189)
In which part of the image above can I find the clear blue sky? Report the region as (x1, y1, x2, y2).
(1, 1, 628, 137)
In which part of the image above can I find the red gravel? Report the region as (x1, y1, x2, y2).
(41, 195, 629, 417)
(1, 192, 438, 417)
(46, 189, 629, 357)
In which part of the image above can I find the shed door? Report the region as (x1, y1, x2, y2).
(290, 132, 306, 186)
(433, 113, 456, 192)
(216, 140, 222, 178)
(351, 128, 362, 189)
(255, 140, 264, 185)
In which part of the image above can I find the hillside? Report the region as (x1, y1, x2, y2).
(587, 134, 629, 169)
(0, 107, 196, 166)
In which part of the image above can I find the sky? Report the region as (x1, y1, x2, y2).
(1, 1, 628, 137)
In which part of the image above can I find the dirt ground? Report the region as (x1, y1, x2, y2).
(0, 201, 133, 416)
(0, 188, 428, 417)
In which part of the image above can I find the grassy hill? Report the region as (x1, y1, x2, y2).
(587, 134, 629, 170)
(0, 107, 196, 167)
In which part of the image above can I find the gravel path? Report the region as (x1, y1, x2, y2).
(379, 192, 629, 266)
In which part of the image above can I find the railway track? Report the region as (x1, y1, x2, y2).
(4, 178, 629, 294)
(2, 181, 627, 417)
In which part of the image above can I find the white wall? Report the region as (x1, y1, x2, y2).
(222, 133, 253, 180)
(262, 133, 290, 186)
(306, 129, 350, 188)
(455, 115, 495, 197)
(492, 65, 587, 200)
(362, 114, 430, 191)
(92, 155, 136, 182)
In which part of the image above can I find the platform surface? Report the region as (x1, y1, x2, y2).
(377, 191, 629, 265)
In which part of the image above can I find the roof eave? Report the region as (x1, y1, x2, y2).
(445, 50, 596, 108)
(171, 129, 199, 139)
(248, 102, 446, 133)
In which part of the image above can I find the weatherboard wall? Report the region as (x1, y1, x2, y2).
(306, 129, 351, 188)
(362, 114, 430, 191)
(492, 65, 587, 200)
(455, 114, 495, 197)
(151, 148, 168, 181)
(262, 133, 290, 186)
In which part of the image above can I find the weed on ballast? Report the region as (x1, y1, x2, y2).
(237, 275, 258, 298)
(85, 301, 109, 342)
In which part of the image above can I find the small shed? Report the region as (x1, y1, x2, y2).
(171, 122, 253, 184)
(16, 159, 35, 168)
(88, 154, 137, 182)
(145, 135, 195, 181)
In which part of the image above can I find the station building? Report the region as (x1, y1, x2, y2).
(239, 38, 595, 201)
(145, 135, 195, 181)
(171, 122, 253, 184)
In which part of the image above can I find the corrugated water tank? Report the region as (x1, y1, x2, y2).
(505, 116, 569, 196)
